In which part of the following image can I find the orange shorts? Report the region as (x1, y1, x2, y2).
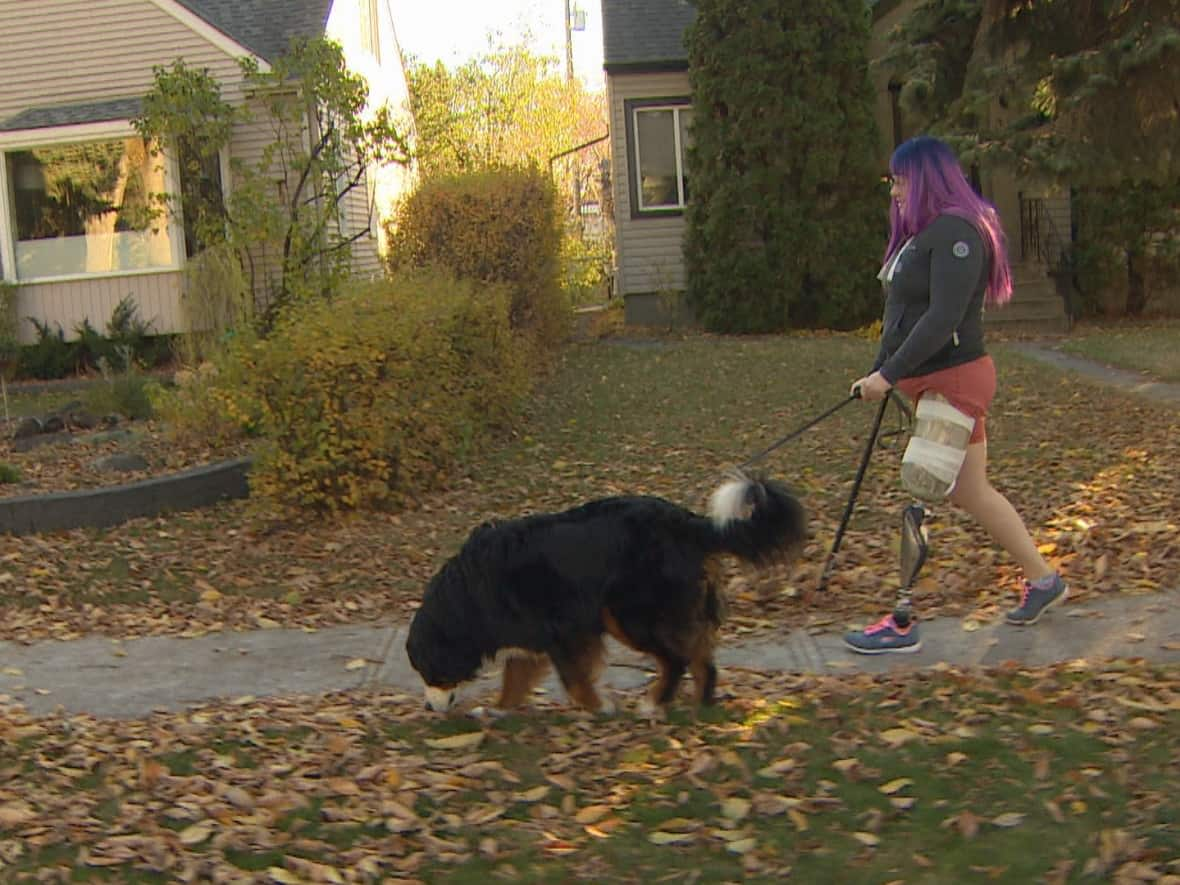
(894, 355, 996, 444)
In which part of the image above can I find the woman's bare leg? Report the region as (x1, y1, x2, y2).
(948, 441, 1054, 581)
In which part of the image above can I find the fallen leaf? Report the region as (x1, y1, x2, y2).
(992, 812, 1025, 828)
(720, 797, 751, 821)
(879, 728, 919, 748)
(178, 822, 213, 846)
(425, 731, 485, 750)
(649, 831, 694, 845)
(575, 805, 612, 824)
(879, 777, 913, 795)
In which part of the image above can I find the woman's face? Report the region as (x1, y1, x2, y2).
(890, 173, 908, 210)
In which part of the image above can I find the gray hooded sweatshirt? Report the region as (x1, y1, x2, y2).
(872, 213, 989, 383)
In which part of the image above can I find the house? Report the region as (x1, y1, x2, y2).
(600, 0, 697, 327)
(0, 0, 415, 344)
(599, 0, 1069, 332)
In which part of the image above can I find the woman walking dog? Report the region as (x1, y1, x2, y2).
(845, 135, 1067, 654)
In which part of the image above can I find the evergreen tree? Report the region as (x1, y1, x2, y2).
(683, 0, 885, 332)
(879, 0, 1180, 316)
(882, 0, 1180, 185)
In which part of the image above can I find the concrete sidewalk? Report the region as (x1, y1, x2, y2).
(1004, 340, 1180, 407)
(3, 589, 1178, 718)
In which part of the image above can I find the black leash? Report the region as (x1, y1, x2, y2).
(737, 393, 859, 471)
(737, 389, 912, 470)
(728, 388, 912, 593)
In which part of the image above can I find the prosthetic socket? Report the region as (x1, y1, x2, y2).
(899, 393, 974, 502)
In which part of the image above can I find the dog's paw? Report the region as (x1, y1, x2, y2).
(636, 696, 665, 720)
(596, 695, 618, 716)
(468, 705, 509, 721)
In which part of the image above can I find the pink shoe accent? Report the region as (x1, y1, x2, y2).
(864, 614, 911, 635)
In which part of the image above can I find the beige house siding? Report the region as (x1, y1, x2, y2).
(0, 1, 253, 121)
(0, 0, 259, 342)
(325, 0, 415, 273)
(608, 71, 692, 298)
(12, 272, 184, 341)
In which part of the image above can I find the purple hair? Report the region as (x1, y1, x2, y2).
(885, 136, 1012, 307)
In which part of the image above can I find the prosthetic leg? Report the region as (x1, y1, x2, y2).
(892, 504, 929, 628)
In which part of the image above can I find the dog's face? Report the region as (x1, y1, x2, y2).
(423, 684, 457, 712)
(406, 596, 483, 712)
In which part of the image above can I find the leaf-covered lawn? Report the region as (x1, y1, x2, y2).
(2, 662, 1178, 882)
(0, 332, 1176, 642)
(1059, 318, 1180, 383)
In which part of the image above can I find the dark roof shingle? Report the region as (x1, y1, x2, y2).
(600, 0, 696, 71)
(175, 0, 333, 63)
(0, 97, 144, 132)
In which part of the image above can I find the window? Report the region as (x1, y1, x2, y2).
(4, 136, 175, 281)
(626, 99, 692, 215)
(360, 0, 381, 62)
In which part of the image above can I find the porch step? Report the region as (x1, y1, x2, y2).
(985, 261, 1069, 336)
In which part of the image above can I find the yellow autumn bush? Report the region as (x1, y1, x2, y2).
(157, 268, 530, 513)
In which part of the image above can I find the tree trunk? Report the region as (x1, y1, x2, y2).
(1125, 246, 1147, 316)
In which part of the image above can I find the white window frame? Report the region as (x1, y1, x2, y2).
(629, 101, 692, 214)
(0, 120, 190, 285)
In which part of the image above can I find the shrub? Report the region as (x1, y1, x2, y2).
(237, 268, 530, 513)
(149, 342, 262, 449)
(0, 463, 21, 485)
(84, 352, 156, 421)
(106, 296, 157, 367)
(385, 166, 570, 353)
(176, 242, 253, 364)
(560, 234, 613, 308)
(0, 283, 19, 377)
(18, 320, 74, 380)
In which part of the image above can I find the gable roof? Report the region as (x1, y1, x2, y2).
(174, 0, 334, 64)
(601, 0, 696, 73)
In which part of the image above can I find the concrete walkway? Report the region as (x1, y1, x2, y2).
(2, 343, 1178, 720)
(1005, 340, 1180, 407)
(2, 590, 1179, 719)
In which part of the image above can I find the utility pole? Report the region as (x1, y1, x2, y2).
(564, 0, 580, 229)
(564, 0, 574, 84)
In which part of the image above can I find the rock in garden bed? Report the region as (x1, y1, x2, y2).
(1, 408, 252, 497)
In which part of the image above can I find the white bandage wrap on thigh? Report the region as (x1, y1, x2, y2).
(899, 394, 975, 501)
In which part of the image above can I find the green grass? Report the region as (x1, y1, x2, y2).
(4, 663, 1179, 882)
(2, 381, 96, 419)
(1058, 318, 1180, 381)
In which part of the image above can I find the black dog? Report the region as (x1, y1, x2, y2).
(405, 475, 806, 715)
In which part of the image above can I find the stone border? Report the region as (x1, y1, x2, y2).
(0, 457, 252, 536)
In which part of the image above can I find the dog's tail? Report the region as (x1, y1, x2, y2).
(705, 474, 807, 564)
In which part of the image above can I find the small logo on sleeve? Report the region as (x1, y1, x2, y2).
(952, 241, 971, 259)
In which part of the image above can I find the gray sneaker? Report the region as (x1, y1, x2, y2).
(844, 613, 922, 654)
(1006, 574, 1067, 625)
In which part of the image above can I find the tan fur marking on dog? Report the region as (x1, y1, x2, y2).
(646, 657, 676, 708)
(555, 636, 609, 712)
(602, 609, 639, 650)
(688, 637, 716, 705)
(497, 655, 551, 709)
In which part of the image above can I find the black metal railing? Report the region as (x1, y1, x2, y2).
(1019, 194, 1077, 326)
